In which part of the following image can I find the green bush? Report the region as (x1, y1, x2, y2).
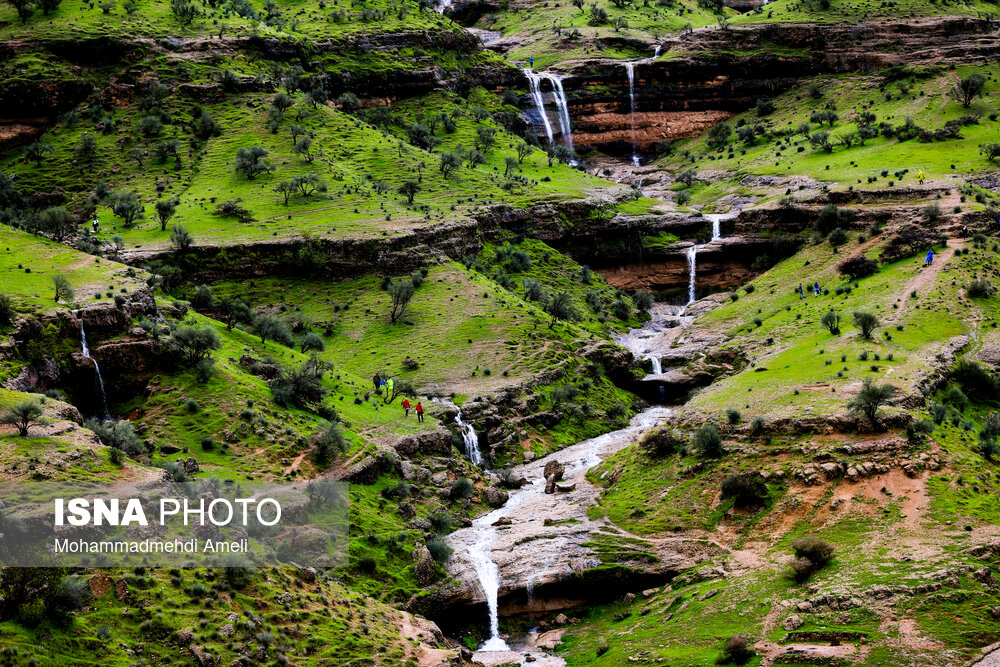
(720, 471, 768, 509)
(691, 423, 723, 458)
(639, 427, 685, 457)
(426, 539, 453, 564)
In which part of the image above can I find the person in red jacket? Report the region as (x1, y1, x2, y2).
(415, 402, 424, 423)
(402, 398, 411, 417)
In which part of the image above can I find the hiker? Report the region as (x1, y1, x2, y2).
(798, 283, 805, 299)
(415, 402, 424, 423)
(813, 282, 821, 296)
(92, 218, 100, 233)
(962, 225, 969, 238)
(529, 57, 534, 68)
(402, 398, 411, 417)
(917, 170, 925, 184)
(926, 249, 934, 265)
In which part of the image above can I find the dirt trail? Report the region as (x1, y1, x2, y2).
(888, 237, 961, 325)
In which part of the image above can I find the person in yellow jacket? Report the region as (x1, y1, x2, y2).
(917, 170, 925, 184)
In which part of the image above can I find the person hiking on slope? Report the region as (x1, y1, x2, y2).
(415, 402, 424, 423)
(402, 398, 411, 417)
(798, 283, 805, 299)
(918, 170, 925, 184)
(926, 249, 934, 266)
(813, 282, 821, 296)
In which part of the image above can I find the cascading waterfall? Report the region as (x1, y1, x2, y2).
(649, 356, 662, 375)
(653, 45, 662, 58)
(79, 318, 110, 420)
(685, 244, 698, 305)
(708, 213, 722, 241)
(624, 62, 640, 166)
(543, 73, 574, 149)
(435, 0, 452, 12)
(523, 69, 555, 147)
(454, 407, 484, 467)
(467, 524, 510, 652)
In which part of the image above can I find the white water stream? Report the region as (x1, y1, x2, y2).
(523, 69, 574, 149)
(449, 407, 673, 663)
(78, 318, 110, 420)
(624, 61, 640, 166)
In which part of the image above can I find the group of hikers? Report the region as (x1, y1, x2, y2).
(402, 398, 424, 423)
(797, 282, 823, 298)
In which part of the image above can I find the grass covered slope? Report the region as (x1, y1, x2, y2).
(659, 62, 1000, 207)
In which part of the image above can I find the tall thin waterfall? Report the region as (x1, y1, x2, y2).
(653, 45, 662, 58)
(523, 69, 554, 146)
(649, 356, 662, 375)
(79, 318, 110, 420)
(624, 62, 640, 166)
(468, 524, 509, 652)
(685, 244, 698, 305)
(543, 73, 574, 148)
(454, 407, 484, 467)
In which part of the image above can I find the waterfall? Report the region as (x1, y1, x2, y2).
(435, 0, 451, 12)
(707, 213, 723, 241)
(79, 318, 110, 420)
(467, 525, 509, 652)
(523, 69, 554, 146)
(543, 73, 574, 149)
(653, 45, 661, 58)
(454, 407, 484, 467)
(649, 356, 662, 375)
(624, 62, 640, 166)
(685, 245, 698, 305)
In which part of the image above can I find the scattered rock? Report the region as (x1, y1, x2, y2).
(783, 614, 803, 631)
(484, 486, 509, 508)
(413, 547, 436, 585)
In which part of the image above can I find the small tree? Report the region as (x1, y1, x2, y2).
(36, 206, 75, 241)
(717, 635, 754, 665)
(234, 146, 274, 179)
(53, 274, 74, 302)
(171, 325, 221, 365)
(439, 151, 461, 177)
(254, 314, 290, 345)
(218, 296, 252, 331)
(809, 131, 833, 153)
(398, 180, 420, 204)
(516, 142, 531, 164)
(25, 141, 54, 166)
(504, 156, 520, 177)
(170, 224, 194, 253)
(8, 0, 34, 24)
(949, 71, 987, 108)
(300, 332, 324, 353)
(820, 310, 841, 335)
(847, 378, 895, 427)
(293, 136, 314, 163)
(170, 0, 198, 23)
(545, 292, 577, 327)
(853, 311, 879, 339)
(154, 197, 178, 231)
(335, 91, 360, 113)
(111, 191, 144, 227)
(388, 280, 415, 323)
(981, 143, 1000, 162)
(838, 255, 877, 281)
(275, 180, 296, 205)
(1, 400, 43, 437)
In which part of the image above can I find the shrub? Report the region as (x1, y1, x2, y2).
(300, 332, 324, 353)
(639, 427, 685, 457)
(1, 400, 43, 437)
(720, 471, 768, 509)
(820, 310, 841, 335)
(788, 538, 834, 582)
(381, 481, 411, 501)
(449, 477, 474, 499)
(930, 403, 947, 424)
(725, 408, 741, 425)
(170, 325, 221, 366)
(426, 539, 453, 564)
(200, 436, 215, 451)
(313, 424, 348, 467)
(846, 378, 896, 427)
(943, 385, 968, 411)
(749, 416, 766, 437)
(428, 513, 452, 533)
(717, 634, 755, 665)
(86, 419, 144, 457)
(853, 311, 879, 339)
(968, 279, 995, 298)
(906, 419, 935, 444)
(950, 358, 997, 398)
(185, 398, 200, 413)
(691, 423, 723, 458)
(108, 446, 125, 467)
(828, 227, 848, 246)
(838, 256, 878, 281)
